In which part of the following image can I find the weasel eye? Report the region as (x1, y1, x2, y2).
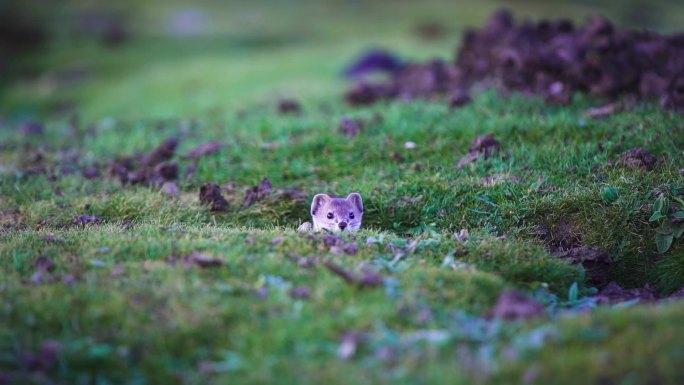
(326, 212, 334, 219)
(349, 212, 355, 219)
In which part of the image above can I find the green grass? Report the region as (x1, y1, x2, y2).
(2, 0, 684, 383)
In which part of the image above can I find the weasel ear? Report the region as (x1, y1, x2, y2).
(346, 193, 363, 213)
(311, 194, 331, 216)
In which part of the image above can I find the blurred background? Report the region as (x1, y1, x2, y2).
(2, 0, 684, 122)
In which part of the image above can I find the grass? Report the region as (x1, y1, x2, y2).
(2, 0, 684, 383)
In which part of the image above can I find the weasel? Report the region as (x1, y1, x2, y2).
(298, 193, 363, 233)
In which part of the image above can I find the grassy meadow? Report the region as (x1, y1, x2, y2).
(1, 0, 684, 384)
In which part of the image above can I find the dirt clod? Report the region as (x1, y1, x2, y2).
(199, 182, 229, 211)
(243, 177, 273, 206)
(618, 147, 657, 171)
(154, 162, 178, 180)
(344, 9, 684, 113)
(107, 137, 179, 185)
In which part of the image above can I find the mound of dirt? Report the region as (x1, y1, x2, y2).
(345, 9, 684, 112)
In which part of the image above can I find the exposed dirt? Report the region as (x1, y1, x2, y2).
(345, 9, 684, 112)
(591, 282, 656, 304)
(618, 147, 658, 171)
(344, 49, 404, 78)
(535, 221, 612, 286)
(555, 246, 611, 286)
(243, 177, 273, 206)
(199, 182, 229, 211)
(107, 137, 179, 186)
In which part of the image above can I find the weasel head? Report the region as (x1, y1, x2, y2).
(310, 193, 363, 233)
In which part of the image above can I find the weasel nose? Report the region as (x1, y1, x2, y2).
(339, 222, 347, 230)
